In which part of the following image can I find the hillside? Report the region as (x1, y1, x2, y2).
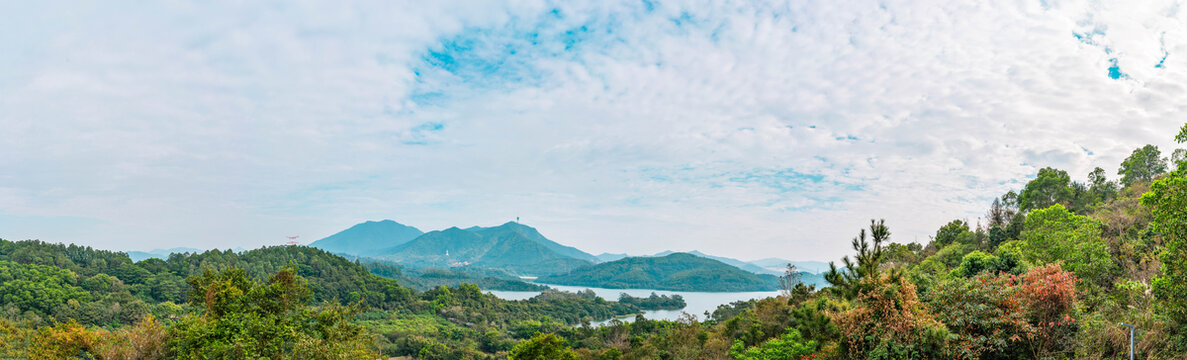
(382, 223, 594, 276)
(469, 222, 599, 263)
(653, 250, 779, 275)
(309, 220, 424, 255)
(362, 262, 550, 292)
(0, 239, 415, 313)
(538, 253, 782, 292)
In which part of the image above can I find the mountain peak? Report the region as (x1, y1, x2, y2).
(496, 221, 535, 230)
(360, 219, 403, 225)
(309, 220, 425, 256)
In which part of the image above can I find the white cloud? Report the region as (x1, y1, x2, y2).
(0, 0, 1184, 262)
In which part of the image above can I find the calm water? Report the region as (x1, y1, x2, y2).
(486, 284, 780, 324)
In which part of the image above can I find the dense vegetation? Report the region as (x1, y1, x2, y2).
(0, 240, 641, 358)
(617, 293, 687, 310)
(359, 260, 550, 292)
(2, 125, 1186, 358)
(539, 253, 782, 292)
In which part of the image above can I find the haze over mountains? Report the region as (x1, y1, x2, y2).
(305, 219, 828, 292)
(126, 247, 208, 262)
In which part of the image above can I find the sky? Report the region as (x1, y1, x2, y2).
(1, 0, 1185, 262)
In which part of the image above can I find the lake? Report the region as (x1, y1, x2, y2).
(486, 284, 781, 324)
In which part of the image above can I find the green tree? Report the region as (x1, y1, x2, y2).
(728, 328, 817, 360)
(1173, 149, 1186, 169)
(825, 219, 892, 300)
(934, 220, 974, 247)
(1087, 166, 1119, 203)
(1176, 123, 1187, 170)
(1142, 165, 1187, 347)
(1019, 204, 1116, 288)
(1019, 167, 1074, 211)
(168, 266, 376, 359)
(1118, 145, 1167, 186)
(0, 261, 89, 316)
(508, 332, 577, 360)
(952, 250, 1019, 277)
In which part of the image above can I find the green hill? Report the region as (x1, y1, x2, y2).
(381, 223, 594, 276)
(309, 220, 424, 255)
(653, 250, 779, 275)
(0, 239, 415, 321)
(537, 253, 782, 292)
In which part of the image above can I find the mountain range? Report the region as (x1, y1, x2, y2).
(308, 219, 830, 291)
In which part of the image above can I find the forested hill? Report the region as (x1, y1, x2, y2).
(0, 238, 643, 358)
(651, 250, 780, 275)
(538, 253, 783, 291)
(0, 239, 414, 315)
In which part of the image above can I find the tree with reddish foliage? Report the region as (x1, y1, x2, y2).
(832, 274, 950, 359)
(929, 273, 1031, 359)
(929, 263, 1078, 359)
(1016, 263, 1078, 359)
(826, 220, 951, 359)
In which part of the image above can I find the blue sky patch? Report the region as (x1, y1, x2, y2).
(401, 122, 446, 145)
(1107, 58, 1128, 79)
(728, 169, 825, 193)
(409, 11, 628, 107)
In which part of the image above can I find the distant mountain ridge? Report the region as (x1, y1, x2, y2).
(308, 220, 834, 288)
(595, 253, 629, 262)
(538, 253, 782, 292)
(749, 258, 832, 274)
(309, 220, 424, 255)
(126, 247, 204, 262)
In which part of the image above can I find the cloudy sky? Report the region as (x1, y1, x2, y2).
(1, 0, 1184, 262)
